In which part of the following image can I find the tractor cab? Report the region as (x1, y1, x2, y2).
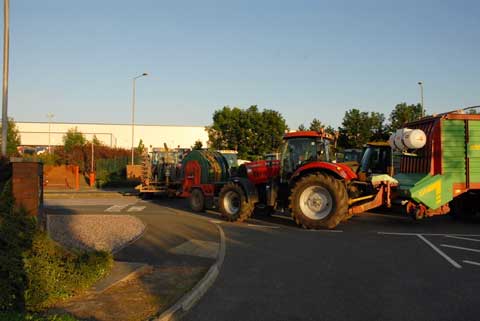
(357, 142, 398, 181)
(280, 131, 335, 180)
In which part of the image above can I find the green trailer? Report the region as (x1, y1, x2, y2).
(393, 107, 480, 218)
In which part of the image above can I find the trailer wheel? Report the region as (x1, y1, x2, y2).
(219, 183, 254, 222)
(450, 194, 477, 219)
(290, 173, 348, 229)
(189, 188, 205, 212)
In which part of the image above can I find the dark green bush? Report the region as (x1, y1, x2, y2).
(23, 232, 112, 311)
(0, 180, 36, 311)
(0, 179, 113, 312)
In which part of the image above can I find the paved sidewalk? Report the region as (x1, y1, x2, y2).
(50, 206, 221, 321)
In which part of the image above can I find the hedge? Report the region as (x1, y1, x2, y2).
(0, 179, 113, 312)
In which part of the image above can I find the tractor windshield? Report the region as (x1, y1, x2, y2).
(359, 146, 391, 175)
(280, 137, 332, 177)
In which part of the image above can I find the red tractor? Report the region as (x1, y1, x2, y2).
(218, 131, 361, 229)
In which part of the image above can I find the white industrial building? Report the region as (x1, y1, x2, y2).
(15, 121, 209, 150)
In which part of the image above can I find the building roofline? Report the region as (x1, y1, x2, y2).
(13, 120, 208, 128)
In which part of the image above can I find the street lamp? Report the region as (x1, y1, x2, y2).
(46, 113, 54, 154)
(418, 81, 424, 118)
(131, 72, 148, 165)
(1, 0, 10, 157)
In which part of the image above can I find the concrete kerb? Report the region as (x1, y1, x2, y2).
(112, 217, 147, 255)
(153, 223, 226, 321)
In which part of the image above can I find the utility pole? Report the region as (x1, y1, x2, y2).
(91, 141, 94, 172)
(1, 0, 9, 157)
(418, 81, 424, 118)
(47, 113, 54, 154)
(131, 72, 148, 165)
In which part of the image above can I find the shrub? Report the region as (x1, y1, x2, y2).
(0, 157, 11, 194)
(0, 180, 36, 311)
(0, 180, 113, 312)
(23, 232, 112, 311)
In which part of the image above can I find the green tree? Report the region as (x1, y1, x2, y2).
(368, 112, 389, 141)
(297, 124, 306, 131)
(0, 118, 21, 156)
(309, 118, 324, 132)
(325, 125, 336, 135)
(63, 127, 85, 152)
(192, 140, 203, 150)
(338, 109, 388, 148)
(338, 109, 372, 148)
(389, 103, 423, 131)
(207, 105, 288, 159)
(136, 139, 145, 154)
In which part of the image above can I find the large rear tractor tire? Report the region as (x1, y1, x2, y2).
(189, 188, 205, 212)
(219, 182, 254, 222)
(290, 173, 348, 229)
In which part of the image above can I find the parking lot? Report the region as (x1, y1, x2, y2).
(46, 197, 480, 321)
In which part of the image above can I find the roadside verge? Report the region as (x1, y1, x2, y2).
(154, 223, 226, 321)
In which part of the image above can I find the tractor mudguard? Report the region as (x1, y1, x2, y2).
(230, 177, 259, 204)
(291, 161, 357, 182)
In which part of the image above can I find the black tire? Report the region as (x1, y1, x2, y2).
(450, 194, 477, 219)
(290, 173, 348, 229)
(219, 182, 254, 222)
(189, 188, 205, 212)
(140, 192, 152, 200)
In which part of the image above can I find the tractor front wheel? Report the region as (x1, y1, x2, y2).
(290, 173, 348, 229)
(219, 183, 254, 222)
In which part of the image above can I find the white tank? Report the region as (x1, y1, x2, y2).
(403, 129, 426, 149)
(389, 128, 426, 151)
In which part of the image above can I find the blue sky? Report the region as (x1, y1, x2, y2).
(5, 0, 480, 128)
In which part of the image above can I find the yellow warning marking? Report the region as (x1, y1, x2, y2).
(417, 180, 442, 205)
(470, 144, 480, 151)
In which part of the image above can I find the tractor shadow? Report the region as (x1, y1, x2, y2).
(145, 196, 480, 233)
(147, 197, 299, 229)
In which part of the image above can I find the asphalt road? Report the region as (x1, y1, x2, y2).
(46, 197, 480, 321)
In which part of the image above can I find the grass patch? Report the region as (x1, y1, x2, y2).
(23, 232, 113, 311)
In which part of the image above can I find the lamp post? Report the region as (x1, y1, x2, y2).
(131, 72, 148, 165)
(418, 81, 424, 118)
(46, 113, 54, 154)
(1, 0, 10, 157)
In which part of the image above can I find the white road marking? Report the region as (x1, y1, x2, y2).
(378, 232, 480, 237)
(209, 220, 223, 224)
(308, 229, 343, 233)
(441, 244, 480, 253)
(463, 260, 480, 267)
(127, 206, 146, 212)
(445, 235, 480, 242)
(105, 204, 129, 212)
(247, 224, 280, 229)
(417, 235, 462, 269)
